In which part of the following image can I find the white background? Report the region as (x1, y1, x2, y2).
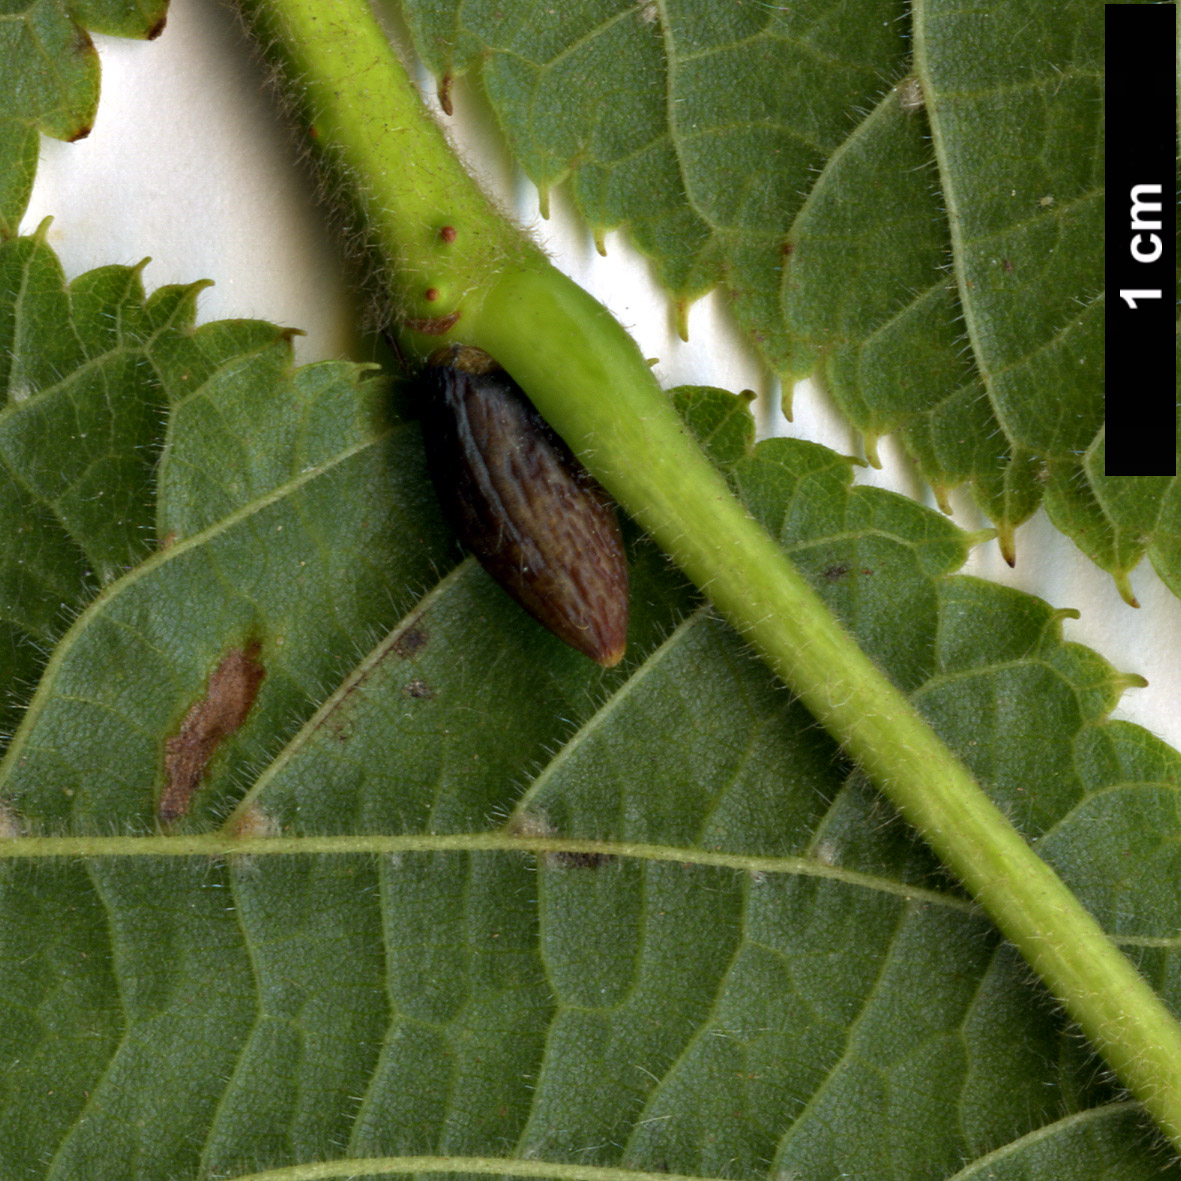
(23, 0, 1180, 751)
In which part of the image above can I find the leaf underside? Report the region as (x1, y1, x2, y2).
(1, 0, 1174, 598)
(1, 234, 1179, 1179)
(398, 0, 1177, 601)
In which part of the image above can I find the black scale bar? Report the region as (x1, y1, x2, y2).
(1105, 3, 1178, 476)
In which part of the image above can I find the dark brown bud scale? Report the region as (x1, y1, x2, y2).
(418, 346, 629, 666)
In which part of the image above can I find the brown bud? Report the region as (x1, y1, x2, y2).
(418, 346, 629, 666)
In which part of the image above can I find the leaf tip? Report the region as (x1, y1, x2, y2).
(1114, 569, 1140, 608)
(675, 299, 690, 343)
(780, 383, 794, 422)
(996, 522, 1017, 566)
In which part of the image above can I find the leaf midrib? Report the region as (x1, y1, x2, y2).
(0, 830, 975, 909)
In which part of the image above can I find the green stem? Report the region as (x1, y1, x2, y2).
(232, 0, 1181, 1150)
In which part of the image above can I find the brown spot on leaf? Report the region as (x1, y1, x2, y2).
(160, 642, 266, 823)
(402, 678, 435, 700)
(425, 287, 440, 302)
(393, 626, 429, 658)
(1002, 258, 1014, 273)
(549, 849, 614, 869)
(823, 563, 850, 582)
(438, 72, 454, 116)
(147, 13, 168, 40)
(67, 124, 93, 143)
(439, 225, 457, 243)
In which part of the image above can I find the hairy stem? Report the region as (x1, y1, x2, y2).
(232, 0, 1181, 1149)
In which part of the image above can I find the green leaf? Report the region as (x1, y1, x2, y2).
(1043, 448, 1178, 609)
(0, 0, 168, 235)
(397, 0, 1177, 599)
(1, 239, 1177, 1177)
(0, 224, 220, 746)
